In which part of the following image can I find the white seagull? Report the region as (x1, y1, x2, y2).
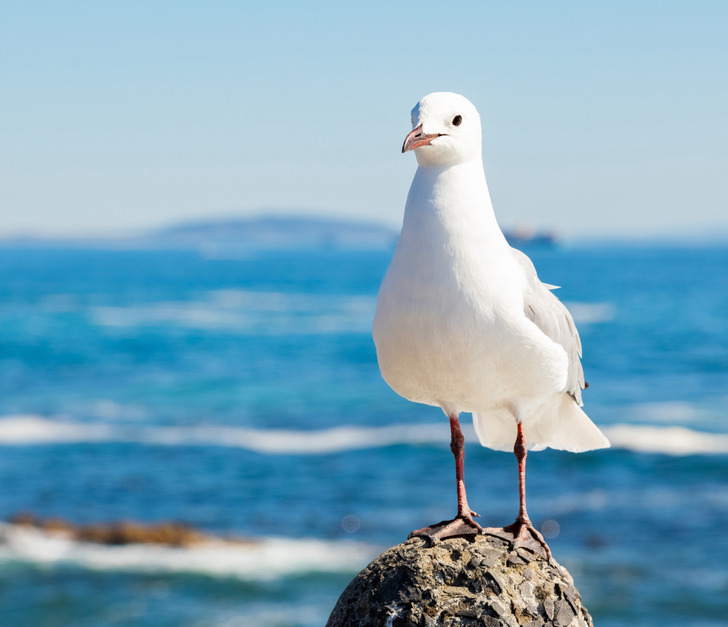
(373, 92, 609, 557)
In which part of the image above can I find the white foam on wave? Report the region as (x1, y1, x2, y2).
(89, 290, 376, 335)
(625, 401, 701, 424)
(0, 415, 448, 453)
(0, 415, 115, 444)
(143, 423, 450, 454)
(563, 302, 616, 324)
(1, 415, 726, 456)
(0, 523, 376, 580)
(602, 424, 728, 456)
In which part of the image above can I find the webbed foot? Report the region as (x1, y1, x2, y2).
(408, 515, 484, 546)
(503, 517, 552, 561)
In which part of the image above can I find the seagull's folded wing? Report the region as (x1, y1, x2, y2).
(511, 247, 585, 406)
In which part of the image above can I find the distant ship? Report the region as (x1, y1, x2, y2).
(503, 223, 557, 248)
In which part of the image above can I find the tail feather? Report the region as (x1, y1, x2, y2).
(472, 395, 610, 453)
(529, 394, 610, 452)
(472, 408, 518, 452)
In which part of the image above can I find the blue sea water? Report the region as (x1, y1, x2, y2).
(0, 242, 726, 626)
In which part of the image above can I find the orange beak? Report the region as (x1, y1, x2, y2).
(401, 124, 443, 153)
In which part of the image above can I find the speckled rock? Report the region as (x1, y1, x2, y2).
(326, 532, 593, 627)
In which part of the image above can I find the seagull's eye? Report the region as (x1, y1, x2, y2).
(452, 115, 462, 126)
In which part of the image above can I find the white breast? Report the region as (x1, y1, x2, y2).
(373, 162, 568, 415)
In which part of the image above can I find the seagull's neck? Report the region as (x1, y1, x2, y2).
(403, 157, 508, 250)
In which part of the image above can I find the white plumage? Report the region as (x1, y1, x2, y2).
(373, 92, 608, 552)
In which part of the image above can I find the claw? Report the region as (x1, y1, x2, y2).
(409, 515, 484, 546)
(503, 517, 552, 561)
(503, 423, 554, 562)
(410, 416, 486, 546)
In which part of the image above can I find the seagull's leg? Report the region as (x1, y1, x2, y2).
(503, 422, 552, 560)
(409, 414, 484, 544)
(450, 414, 479, 520)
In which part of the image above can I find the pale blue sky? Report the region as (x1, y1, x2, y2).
(1, 1, 726, 238)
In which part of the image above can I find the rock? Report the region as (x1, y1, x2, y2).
(327, 532, 593, 627)
(7, 513, 221, 547)
(76, 520, 207, 546)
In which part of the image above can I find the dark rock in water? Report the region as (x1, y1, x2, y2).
(327, 533, 592, 627)
(7, 513, 221, 547)
(76, 520, 207, 546)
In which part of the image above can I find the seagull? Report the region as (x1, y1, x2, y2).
(373, 92, 609, 558)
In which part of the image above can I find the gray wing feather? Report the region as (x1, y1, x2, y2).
(511, 247, 586, 405)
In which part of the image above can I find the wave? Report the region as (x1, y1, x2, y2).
(0, 415, 725, 456)
(563, 302, 616, 324)
(622, 401, 701, 424)
(601, 424, 728, 456)
(0, 523, 376, 579)
(0, 415, 447, 453)
(0, 416, 115, 444)
(89, 290, 376, 335)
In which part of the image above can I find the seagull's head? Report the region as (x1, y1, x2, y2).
(402, 92, 482, 167)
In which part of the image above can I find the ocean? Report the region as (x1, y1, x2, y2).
(0, 241, 726, 626)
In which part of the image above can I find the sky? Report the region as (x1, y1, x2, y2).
(1, 0, 727, 239)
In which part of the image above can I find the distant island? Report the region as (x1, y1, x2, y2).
(0, 213, 557, 251)
(148, 215, 557, 251)
(152, 215, 399, 250)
